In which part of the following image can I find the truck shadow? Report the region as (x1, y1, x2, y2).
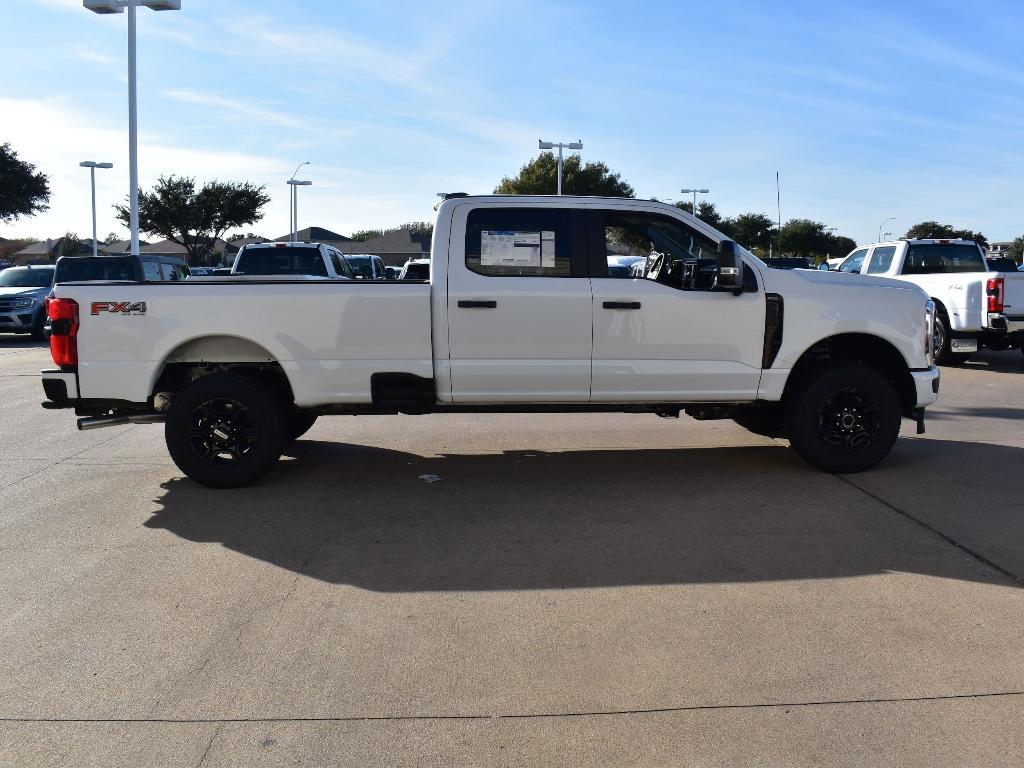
(957, 350, 1024, 374)
(145, 437, 1024, 592)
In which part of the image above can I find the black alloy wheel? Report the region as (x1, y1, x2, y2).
(165, 373, 284, 488)
(785, 363, 901, 473)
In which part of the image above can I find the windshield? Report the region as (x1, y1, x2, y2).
(402, 263, 429, 280)
(347, 256, 376, 278)
(0, 267, 55, 288)
(234, 246, 327, 277)
(903, 244, 986, 274)
(56, 257, 138, 283)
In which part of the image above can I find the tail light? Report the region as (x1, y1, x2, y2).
(48, 297, 79, 368)
(987, 277, 1004, 313)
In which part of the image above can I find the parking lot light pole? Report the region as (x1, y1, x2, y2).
(680, 188, 710, 218)
(288, 162, 309, 241)
(538, 139, 583, 195)
(879, 217, 894, 242)
(287, 179, 312, 242)
(79, 161, 113, 257)
(84, 0, 182, 257)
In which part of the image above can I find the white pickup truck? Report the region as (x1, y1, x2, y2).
(41, 196, 940, 487)
(836, 239, 1024, 364)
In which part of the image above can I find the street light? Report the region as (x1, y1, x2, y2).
(878, 217, 894, 242)
(287, 179, 312, 242)
(84, 0, 182, 257)
(680, 188, 710, 217)
(79, 161, 113, 257)
(288, 162, 310, 241)
(538, 139, 583, 195)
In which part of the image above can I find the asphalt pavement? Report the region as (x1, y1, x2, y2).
(1, 337, 1022, 766)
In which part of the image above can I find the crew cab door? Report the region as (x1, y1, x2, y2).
(446, 204, 592, 402)
(587, 207, 765, 401)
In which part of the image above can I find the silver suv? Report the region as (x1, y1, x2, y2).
(0, 265, 55, 340)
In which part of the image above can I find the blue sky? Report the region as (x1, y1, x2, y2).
(3, 0, 1023, 244)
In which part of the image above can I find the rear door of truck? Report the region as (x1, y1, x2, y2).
(444, 202, 592, 403)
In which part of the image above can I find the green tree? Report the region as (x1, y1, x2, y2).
(58, 233, 85, 257)
(495, 153, 634, 197)
(675, 200, 729, 233)
(828, 235, 857, 260)
(777, 219, 834, 258)
(0, 143, 51, 223)
(724, 212, 776, 252)
(116, 175, 270, 265)
(102, 232, 121, 244)
(903, 221, 988, 247)
(1006, 236, 1024, 262)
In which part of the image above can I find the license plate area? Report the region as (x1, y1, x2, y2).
(951, 337, 978, 353)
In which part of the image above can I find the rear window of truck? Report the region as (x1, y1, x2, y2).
(234, 246, 328, 277)
(56, 257, 139, 283)
(903, 244, 985, 274)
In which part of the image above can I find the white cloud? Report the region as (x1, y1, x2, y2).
(164, 89, 311, 131)
(76, 44, 114, 66)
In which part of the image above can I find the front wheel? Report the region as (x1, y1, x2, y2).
(785, 363, 902, 473)
(285, 411, 318, 442)
(165, 373, 285, 488)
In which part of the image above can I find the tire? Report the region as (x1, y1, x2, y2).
(932, 311, 973, 366)
(785, 363, 902, 474)
(733, 405, 786, 438)
(165, 373, 285, 488)
(285, 411, 318, 442)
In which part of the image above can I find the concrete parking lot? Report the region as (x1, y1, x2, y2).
(1, 336, 1023, 767)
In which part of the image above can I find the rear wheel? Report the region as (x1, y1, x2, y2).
(165, 373, 285, 488)
(785, 363, 902, 473)
(932, 311, 973, 365)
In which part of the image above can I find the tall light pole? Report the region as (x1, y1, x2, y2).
(680, 188, 710, 217)
(538, 139, 583, 195)
(84, 1, 181, 257)
(288, 162, 310, 240)
(79, 161, 113, 257)
(878, 217, 894, 242)
(287, 179, 312, 242)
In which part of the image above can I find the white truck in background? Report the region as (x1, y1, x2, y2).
(836, 239, 1024, 364)
(41, 196, 939, 488)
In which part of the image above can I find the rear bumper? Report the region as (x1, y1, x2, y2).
(41, 369, 79, 405)
(912, 366, 940, 408)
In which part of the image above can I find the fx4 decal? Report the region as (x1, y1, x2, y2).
(91, 301, 147, 316)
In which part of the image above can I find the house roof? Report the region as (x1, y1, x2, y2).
(333, 229, 430, 256)
(101, 239, 149, 253)
(275, 227, 351, 243)
(140, 237, 237, 254)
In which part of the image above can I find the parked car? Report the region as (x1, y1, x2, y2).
(762, 257, 812, 270)
(987, 257, 1020, 273)
(838, 239, 1024, 363)
(0, 264, 55, 340)
(54, 253, 190, 284)
(345, 254, 388, 280)
(384, 266, 402, 280)
(42, 195, 939, 487)
(229, 242, 354, 279)
(398, 258, 430, 280)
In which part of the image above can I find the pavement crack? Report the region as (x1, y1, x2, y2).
(4, 689, 1023, 724)
(196, 723, 222, 767)
(836, 474, 1023, 586)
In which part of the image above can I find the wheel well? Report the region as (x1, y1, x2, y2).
(783, 333, 917, 417)
(151, 336, 295, 409)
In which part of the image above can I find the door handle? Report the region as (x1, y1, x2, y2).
(602, 301, 641, 310)
(457, 300, 497, 309)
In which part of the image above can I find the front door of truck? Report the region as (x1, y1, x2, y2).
(446, 204, 592, 402)
(587, 207, 765, 401)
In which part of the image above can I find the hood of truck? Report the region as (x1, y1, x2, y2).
(761, 266, 927, 296)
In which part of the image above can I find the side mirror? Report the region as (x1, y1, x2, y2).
(715, 239, 744, 291)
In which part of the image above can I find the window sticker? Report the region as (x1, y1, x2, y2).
(481, 230, 542, 267)
(541, 230, 556, 268)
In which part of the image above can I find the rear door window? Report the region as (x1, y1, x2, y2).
(464, 207, 582, 277)
(865, 246, 897, 275)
